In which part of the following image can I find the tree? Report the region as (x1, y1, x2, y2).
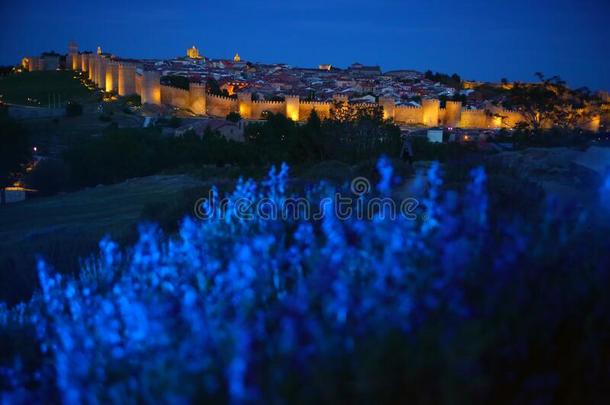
(226, 112, 241, 123)
(330, 100, 383, 123)
(162, 75, 190, 90)
(206, 78, 229, 97)
(66, 101, 83, 117)
(502, 73, 603, 131)
(168, 116, 182, 128)
(24, 158, 69, 196)
(0, 109, 31, 192)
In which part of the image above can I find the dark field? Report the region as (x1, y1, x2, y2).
(0, 175, 204, 304)
(0, 70, 90, 106)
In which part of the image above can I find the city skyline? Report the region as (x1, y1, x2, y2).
(1, 0, 609, 91)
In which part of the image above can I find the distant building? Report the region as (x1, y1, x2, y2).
(0, 187, 27, 204)
(22, 53, 59, 71)
(348, 63, 381, 77)
(427, 129, 443, 143)
(319, 64, 332, 71)
(175, 119, 245, 142)
(41, 53, 60, 70)
(234, 53, 241, 62)
(187, 45, 202, 59)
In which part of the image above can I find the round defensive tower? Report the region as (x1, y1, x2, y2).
(88, 54, 95, 81)
(73, 54, 81, 71)
(105, 61, 119, 93)
(97, 56, 107, 90)
(68, 41, 78, 70)
(94, 55, 101, 87)
(332, 94, 349, 104)
(379, 97, 396, 121)
(285, 95, 300, 121)
(188, 82, 207, 115)
(118, 62, 137, 96)
(443, 100, 462, 128)
(81, 53, 88, 72)
(422, 98, 440, 127)
(237, 92, 252, 119)
(141, 70, 161, 105)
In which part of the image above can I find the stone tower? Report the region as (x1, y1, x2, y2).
(105, 61, 119, 93)
(81, 52, 89, 72)
(422, 99, 440, 127)
(141, 70, 161, 105)
(118, 62, 137, 96)
(97, 56, 107, 90)
(237, 92, 252, 119)
(379, 97, 396, 121)
(285, 95, 300, 121)
(68, 41, 79, 70)
(187, 46, 200, 59)
(443, 100, 462, 128)
(88, 54, 95, 81)
(188, 82, 206, 115)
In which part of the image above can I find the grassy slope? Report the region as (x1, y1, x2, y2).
(0, 175, 204, 304)
(0, 70, 90, 106)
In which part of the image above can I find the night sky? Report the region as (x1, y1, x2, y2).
(1, 0, 608, 90)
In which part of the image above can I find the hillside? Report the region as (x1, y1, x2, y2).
(0, 175, 205, 304)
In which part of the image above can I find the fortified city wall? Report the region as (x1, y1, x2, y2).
(59, 45, 603, 131)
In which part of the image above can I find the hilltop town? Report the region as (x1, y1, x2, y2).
(24, 43, 461, 105)
(19, 42, 607, 131)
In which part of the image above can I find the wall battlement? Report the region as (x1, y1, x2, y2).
(207, 93, 238, 102)
(65, 44, 601, 131)
(253, 100, 284, 105)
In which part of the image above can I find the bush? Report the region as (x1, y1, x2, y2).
(0, 110, 30, 188)
(24, 158, 70, 196)
(168, 116, 182, 128)
(226, 112, 241, 123)
(1, 159, 610, 402)
(123, 94, 141, 106)
(65, 101, 82, 117)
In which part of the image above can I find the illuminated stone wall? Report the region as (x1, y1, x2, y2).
(238, 93, 253, 119)
(141, 70, 161, 105)
(160, 84, 190, 109)
(64, 46, 604, 131)
(97, 57, 107, 90)
(72, 54, 81, 71)
(459, 109, 489, 128)
(206, 94, 238, 117)
(189, 83, 206, 115)
(491, 108, 523, 128)
(105, 61, 119, 93)
(135, 74, 142, 96)
(118, 63, 136, 96)
(379, 97, 395, 120)
(252, 100, 285, 119)
(395, 105, 424, 124)
(285, 95, 300, 121)
(299, 101, 332, 120)
(81, 54, 88, 72)
(88, 54, 95, 81)
(443, 101, 462, 127)
(422, 99, 440, 127)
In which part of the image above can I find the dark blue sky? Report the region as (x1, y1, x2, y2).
(1, 0, 608, 90)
